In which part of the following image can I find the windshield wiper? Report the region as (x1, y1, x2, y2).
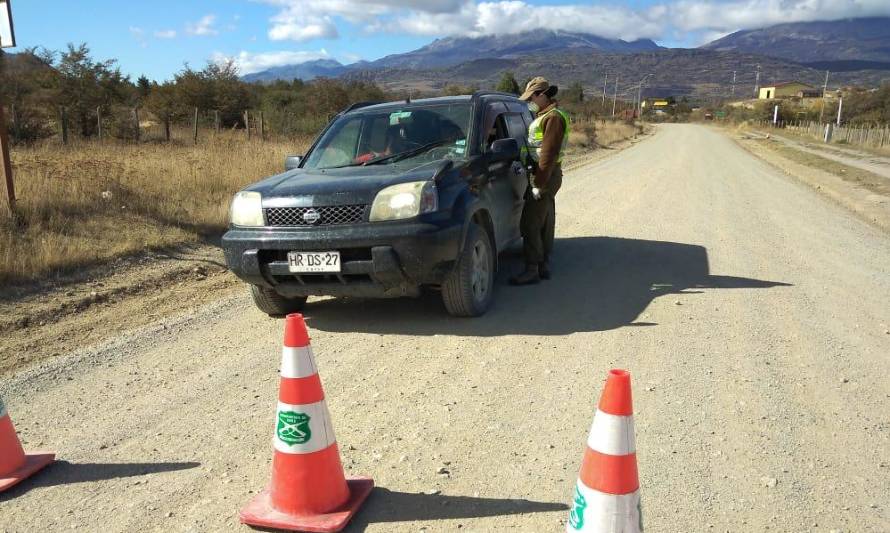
(363, 140, 454, 166)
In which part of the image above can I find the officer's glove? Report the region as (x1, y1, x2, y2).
(531, 187, 542, 200)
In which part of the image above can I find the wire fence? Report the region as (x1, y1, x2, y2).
(760, 119, 890, 150)
(4, 104, 275, 146)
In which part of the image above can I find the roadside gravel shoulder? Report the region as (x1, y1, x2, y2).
(725, 128, 890, 233)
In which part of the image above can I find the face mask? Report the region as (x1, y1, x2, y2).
(527, 102, 540, 114)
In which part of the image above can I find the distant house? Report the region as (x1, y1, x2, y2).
(758, 81, 819, 99)
(640, 98, 671, 109)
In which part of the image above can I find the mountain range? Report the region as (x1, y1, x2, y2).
(242, 18, 890, 97)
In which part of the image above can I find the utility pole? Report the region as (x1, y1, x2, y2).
(818, 70, 830, 124)
(836, 96, 843, 126)
(1, 0, 17, 216)
(731, 70, 737, 98)
(754, 64, 761, 98)
(636, 74, 651, 119)
(602, 73, 608, 106)
(611, 75, 619, 118)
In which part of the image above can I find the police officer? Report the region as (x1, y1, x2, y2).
(510, 76, 570, 286)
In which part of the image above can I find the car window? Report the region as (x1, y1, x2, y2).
(505, 114, 528, 142)
(304, 103, 473, 169)
(483, 114, 509, 152)
(311, 117, 362, 169)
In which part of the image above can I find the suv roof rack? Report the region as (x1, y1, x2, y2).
(471, 90, 520, 102)
(341, 101, 382, 114)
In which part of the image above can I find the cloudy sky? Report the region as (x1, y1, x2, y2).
(8, 0, 890, 80)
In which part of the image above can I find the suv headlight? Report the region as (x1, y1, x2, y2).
(369, 181, 438, 222)
(229, 191, 264, 227)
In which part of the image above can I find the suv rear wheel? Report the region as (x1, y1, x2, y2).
(442, 222, 495, 317)
(250, 285, 308, 316)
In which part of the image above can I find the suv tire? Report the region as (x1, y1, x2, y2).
(250, 285, 308, 316)
(442, 222, 495, 317)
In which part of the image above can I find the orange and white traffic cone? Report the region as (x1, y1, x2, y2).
(0, 395, 55, 492)
(566, 369, 642, 533)
(240, 313, 373, 532)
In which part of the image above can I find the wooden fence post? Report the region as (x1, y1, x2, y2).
(214, 110, 220, 134)
(60, 106, 68, 145)
(0, 103, 16, 216)
(260, 111, 265, 141)
(96, 106, 102, 140)
(193, 107, 199, 145)
(9, 103, 19, 141)
(244, 110, 250, 140)
(164, 114, 171, 142)
(133, 107, 140, 142)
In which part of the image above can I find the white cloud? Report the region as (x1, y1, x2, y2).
(257, 0, 890, 44)
(670, 0, 890, 33)
(213, 49, 332, 75)
(129, 26, 148, 48)
(392, 2, 666, 40)
(154, 29, 177, 39)
(187, 14, 219, 36)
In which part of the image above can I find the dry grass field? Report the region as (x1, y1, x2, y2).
(567, 119, 642, 150)
(1, 133, 310, 284)
(1, 117, 637, 286)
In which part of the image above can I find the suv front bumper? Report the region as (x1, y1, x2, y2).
(222, 221, 462, 298)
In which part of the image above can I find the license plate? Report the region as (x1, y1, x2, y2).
(287, 251, 341, 273)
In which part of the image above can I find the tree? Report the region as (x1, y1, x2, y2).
(496, 71, 520, 95)
(136, 75, 151, 99)
(54, 43, 133, 137)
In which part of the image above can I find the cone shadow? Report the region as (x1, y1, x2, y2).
(0, 460, 200, 500)
(343, 488, 568, 531)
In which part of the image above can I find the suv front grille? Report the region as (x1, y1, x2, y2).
(264, 205, 367, 227)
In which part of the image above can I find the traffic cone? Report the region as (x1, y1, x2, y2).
(0, 395, 55, 492)
(566, 369, 642, 533)
(240, 313, 373, 532)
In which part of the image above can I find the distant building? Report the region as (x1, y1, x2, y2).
(758, 81, 819, 99)
(640, 99, 671, 109)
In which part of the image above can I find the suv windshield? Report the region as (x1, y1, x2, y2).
(303, 103, 472, 170)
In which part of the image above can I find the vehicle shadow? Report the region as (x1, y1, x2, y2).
(0, 460, 201, 500)
(344, 488, 568, 532)
(303, 236, 791, 336)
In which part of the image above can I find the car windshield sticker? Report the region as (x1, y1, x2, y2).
(389, 111, 412, 125)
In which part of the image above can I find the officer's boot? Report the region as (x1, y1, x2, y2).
(509, 264, 541, 286)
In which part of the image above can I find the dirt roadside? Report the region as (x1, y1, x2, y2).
(0, 133, 650, 379)
(727, 128, 890, 233)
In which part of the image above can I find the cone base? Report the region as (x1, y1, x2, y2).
(0, 451, 55, 493)
(240, 476, 374, 532)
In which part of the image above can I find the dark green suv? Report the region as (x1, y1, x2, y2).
(222, 92, 535, 317)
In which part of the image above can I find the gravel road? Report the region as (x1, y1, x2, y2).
(1, 124, 888, 532)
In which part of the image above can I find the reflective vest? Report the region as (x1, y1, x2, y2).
(527, 107, 570, 164)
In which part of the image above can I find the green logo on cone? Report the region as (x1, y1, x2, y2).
(568, 485, 587, 530)
(277, 411, 311, 446)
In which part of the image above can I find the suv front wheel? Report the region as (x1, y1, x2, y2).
(250, 285, 308, 316)
(442, 222, 495, 317)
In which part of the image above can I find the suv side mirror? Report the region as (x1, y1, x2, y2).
(284, 155, 302, 171)
(489, 138, 519, 161)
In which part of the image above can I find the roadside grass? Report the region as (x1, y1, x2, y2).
(2, 133, 310, 285)
(567, 119, 642, 151)
(758, 138, 890, 197)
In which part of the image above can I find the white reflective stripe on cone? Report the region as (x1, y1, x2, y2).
(587, 409, 636, 456)
(273, 400, 337, 454)
(567, 481, 641, 533)
(280, 346, 318, 379)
